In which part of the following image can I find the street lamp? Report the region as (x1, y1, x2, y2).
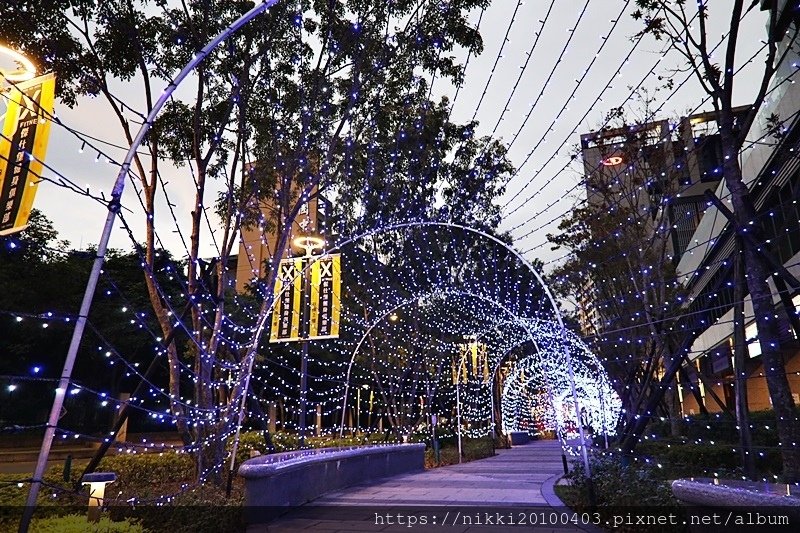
(0, 44, 37, 83)
(291, 233, 324, 447)
(292, 234, 325, 256)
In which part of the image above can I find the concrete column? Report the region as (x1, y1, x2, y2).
(316, 404, 322, 437)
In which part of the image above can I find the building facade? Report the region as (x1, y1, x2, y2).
(674, 1, 800, 414)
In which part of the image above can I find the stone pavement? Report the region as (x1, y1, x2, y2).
(248, 440, 598, 532)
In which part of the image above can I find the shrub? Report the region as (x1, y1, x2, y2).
(230, 430, 403, 463)
(567, 455, 675, 508)
(564, 455, 681, 533)
(636, 441, 782, 479)
(645, 410, 779, 447)
(423, 436, 494, 468)
(27, 514, 145, 533)
(99, 453, 194, 488)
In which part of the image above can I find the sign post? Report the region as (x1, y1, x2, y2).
(270, 235, 341, 447)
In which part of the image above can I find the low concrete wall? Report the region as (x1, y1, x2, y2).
(509, 432, 530, 445)
(672, 478, 800, 507)
(672, 478, 800, 529)
(239, 443, 425, 510)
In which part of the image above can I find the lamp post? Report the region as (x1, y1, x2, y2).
(292, 234, 325, 448)
(81, 472, 116, 523)
(455, 381, 462, 463)
(454, 342, 470, 464)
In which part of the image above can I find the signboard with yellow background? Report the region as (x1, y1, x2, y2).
(270, 254, 341, 342)
(0, 73, 56, 235)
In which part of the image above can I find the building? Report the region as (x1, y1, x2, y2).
(674, 1, 800, 414)
(576, 110, 744, 336)
(235, 165, 330, 293)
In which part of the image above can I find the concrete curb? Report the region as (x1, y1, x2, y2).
(542, 474, 604, 533)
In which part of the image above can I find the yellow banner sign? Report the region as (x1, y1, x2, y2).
(270, 257, 304, 342)
(0, 73, 56, 235)
(452, 341, 488, 384)
(308, 254, 341, 339)
(269, 254, 341, 342)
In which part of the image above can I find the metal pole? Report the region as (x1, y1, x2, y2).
(356, 387, 361, 434)
(339, 382, 351, 438)
(299, 254, 311, 447)
(563, 343, 595, 506)
(489, 380, 496, 439)
(600, 386, 609, 450)
(20, 204, 118, 531)
(456, 380, 462, 463)
(299, 340, 308, 447)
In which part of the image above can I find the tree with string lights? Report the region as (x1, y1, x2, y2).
(547, 101, 690, 441)
(629, 0, 800, 480)
(0, 0, 502, 483)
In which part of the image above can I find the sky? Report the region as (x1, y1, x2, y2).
(5, 0, 769, 270)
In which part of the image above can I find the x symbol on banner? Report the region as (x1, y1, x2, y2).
(280, 264, 295, 281)
(320, 261, 333, 279)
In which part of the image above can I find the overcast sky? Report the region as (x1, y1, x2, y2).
(11, 0, 768, 269)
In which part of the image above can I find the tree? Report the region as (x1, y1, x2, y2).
(0, 211, 183, 433)
(629, 0, 800, 479)
(1, 0, 503, 482)
(547, 107, 688, 442)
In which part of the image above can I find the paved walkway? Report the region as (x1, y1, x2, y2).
(250, 440, 595, 532)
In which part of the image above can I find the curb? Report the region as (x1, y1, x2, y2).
(542, 474, 604, 533)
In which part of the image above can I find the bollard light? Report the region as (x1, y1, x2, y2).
(81, 472, 116, 523)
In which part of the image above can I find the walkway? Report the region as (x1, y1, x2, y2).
(250, 440, 594, 532)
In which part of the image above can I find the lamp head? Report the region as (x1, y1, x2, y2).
(0, 44, 37, 83)
(292, 234, 325, 256)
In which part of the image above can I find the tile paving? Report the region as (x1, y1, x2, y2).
(248, 440, 597, 532)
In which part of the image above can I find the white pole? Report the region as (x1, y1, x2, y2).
(456, 380, 462, 463)
(356, 387, 361, 434)
(19, 205, 117, 532)
(489, 380, 496, 439)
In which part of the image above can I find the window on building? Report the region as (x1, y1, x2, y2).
(745, 322, 761, 358)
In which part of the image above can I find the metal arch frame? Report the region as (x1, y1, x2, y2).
(336, 287, 573, 453)
(320, 221, 593, 479)
(456, 319, 616, 449)
(20, 2, 282, 529)
(487, 321, 616, 447)
(500, 346, 612, 448)
(337, 291, 527, 437)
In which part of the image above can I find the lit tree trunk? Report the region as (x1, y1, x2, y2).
(733, 236, 755, 478)
(719, 118, 800, 480)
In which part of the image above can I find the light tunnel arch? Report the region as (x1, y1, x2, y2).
(337, 288, 550, 439)
(238, 220, 606, 476)
(334, 285, 621, 455)
(91, 6, 605, 475)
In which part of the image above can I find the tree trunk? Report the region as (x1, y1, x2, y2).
(720, 120, 800, 481)
(733, 236, 756, 478)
